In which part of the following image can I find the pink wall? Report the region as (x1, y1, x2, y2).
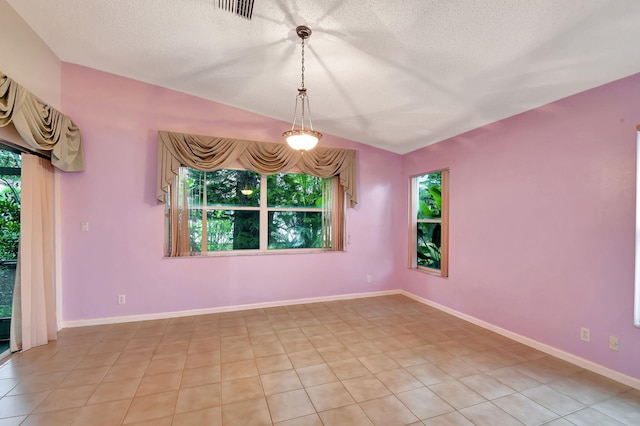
(400, 73, 640, 379)
(60, 64, 403, 321)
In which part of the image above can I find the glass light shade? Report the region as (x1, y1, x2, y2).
(283, 129, 322, 151)
(240, 188, 253, 196)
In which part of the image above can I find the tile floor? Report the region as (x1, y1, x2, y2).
(0, 294, 638, 425)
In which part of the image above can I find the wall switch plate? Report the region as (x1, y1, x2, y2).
(118, 294, 125, 305)
(608, 335, 619, 351)
(580, 327, 590, 342)
(366, 275, 372, 283)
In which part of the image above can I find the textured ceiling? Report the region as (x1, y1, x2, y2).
(8, 0, 640, 154)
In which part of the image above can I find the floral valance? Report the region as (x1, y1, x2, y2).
(0, 70, 84, 172)
(157, 130, 358, 207)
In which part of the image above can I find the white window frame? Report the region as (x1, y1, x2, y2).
(635, 127, 640, 327)
(187, 169, 326, 255)
(410, 169, 449, 276)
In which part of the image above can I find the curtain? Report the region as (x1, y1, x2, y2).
(157, 130, 357, 207)
(0, 70, 84, 172)
(10, 154, 57, 352)
(167, 172, 191, 257)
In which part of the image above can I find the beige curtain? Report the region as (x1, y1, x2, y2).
(167, 172, 191, 257)
(10, 154, 57, 352)
(157, 130, 357, 207)
(0, 70, 84, 172)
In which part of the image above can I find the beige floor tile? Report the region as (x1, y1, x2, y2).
(386, 349, 428, 368)
(33, 384, 96, 413)
(5, 372, 66, 396)
(122, 390, 177, 424)
(375, 368, 424, 394)
(429, 380, 485, 410)
(71, 399, 130, 425)
(306, 382, 355, 412)
(591, 390, 640, 426)
(75, 352, 120, 370)
(136, 371, 182, 396)
(184, 351, 220, 369)
(492, 393, 558, 425)
(342, 374, 391, 402)
(261, 370, 303, 395)
(57, 366, 110, 388)
(221, 397, 271, 426)
(328, 358, 370, 380)
(21, 408, 79, 426)
(406, 362, 453, 386)
(114, 349, 155, 365)
(144, 354, 185, 376)
(172, 406, 221, 426)
(288, 350, 325, 369)
(563, 407, 626, 426)
(221, 346, 255, 364)
(124, 415, 173, 426)
(0, 416, 27, 426)
(458, 401, 523, 426)
(252, 342, 286, 357)
(318, 404, 373, 426)
(88, 377, 141, 404)
(256, 354, 293, 374)
(548, 372, 629, 405)
(221, 359, 259, 381)
(175, 383, 221, 414)
(267, 389, 315, 423)
(181, 364, 221, 388)
(103, 361, 149, 382)
(296, 364, 338, 387)
(359, 395, 419, 426)
(422, 411, 475, 425)
(396, 387, 454, 420)
(316, 345, 354, 363)
(221, 376, 264, 404)
(274, 413, 322, 426)
(358, 353, 400, 374)
(459, 373, 516, 400)
(522, 384, 585, 415)
(282, 340, 315, 354)
(487, 366, 542, 391)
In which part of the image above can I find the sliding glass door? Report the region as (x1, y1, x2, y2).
(0, 147, 21, 354)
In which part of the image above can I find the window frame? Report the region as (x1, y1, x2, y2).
(409, 169, 449, 276)
(169, 167, 336, 257)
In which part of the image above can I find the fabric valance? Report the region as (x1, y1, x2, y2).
(0, 70, 84, 172)
(157, 130, 358, 207)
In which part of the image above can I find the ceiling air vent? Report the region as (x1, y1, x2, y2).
(218, 0, 254, 20)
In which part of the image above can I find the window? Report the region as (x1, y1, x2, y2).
(167, 168, 343, 255)
(410, 169, 449, 276)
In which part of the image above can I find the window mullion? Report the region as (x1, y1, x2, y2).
(201, 173, 207, 255)
(260, 174, 268, 251)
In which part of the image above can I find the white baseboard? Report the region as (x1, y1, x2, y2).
(399, 290, 640, 390)
(61, 290, 400, 329)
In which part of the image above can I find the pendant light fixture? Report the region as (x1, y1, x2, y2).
(283, 25, 322, 151)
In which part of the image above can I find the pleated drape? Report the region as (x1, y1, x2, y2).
(157, 130, 357, 207)
(0, 70, 84, 172)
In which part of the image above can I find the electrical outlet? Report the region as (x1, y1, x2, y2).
(366, 275, 372, 283)
(118, 294, 126, 305)
(609, 335, 619, 351)
(580, 327, 590, 342)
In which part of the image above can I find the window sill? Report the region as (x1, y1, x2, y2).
(411, 266, 447, 278)
(164, 248, 344, 259)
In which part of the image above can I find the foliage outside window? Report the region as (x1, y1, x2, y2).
(411, 169, 449, 276)
(167, 168, 338, 255)
(0, 148, 21, 318)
